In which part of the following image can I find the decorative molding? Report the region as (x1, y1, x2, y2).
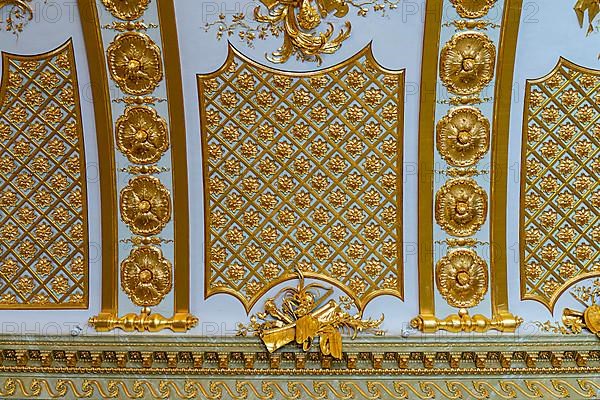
(0, 40, 89, 308)
(1, 377, 600, 399)
(520, 57, 600, 310)
(198, 43, 404, 313)
(80, 0, 196, 331)
(203, 0, 399, 64)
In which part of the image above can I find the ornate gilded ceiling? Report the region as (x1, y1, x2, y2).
(0, 0, 599, 398)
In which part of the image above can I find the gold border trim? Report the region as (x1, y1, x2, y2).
(519, 57, 600, 312)
(0, 40, 90, 309)
(416, 0, 443, 320)
(77, 0, 119, 313)
(197, 42, 405, 313)
(489, 0, 523, 316)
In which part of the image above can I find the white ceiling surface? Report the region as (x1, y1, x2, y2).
(0, 0, 596, 335)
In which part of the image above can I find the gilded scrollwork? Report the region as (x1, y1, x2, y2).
(521, 58, 600, 310)
(435, 178, 487, 237)
(0, 0, 33, 34)
(120, 246, 172, 307)
(198, 44, 404, 311)
(204, 0, 398, 64)
(101, 0, 150, 21)
(436, 249, 488, 308)
(436, 106, 490, 167)
(115, 106, 169, 164)
(0, 41, 88, 308)
(450, 0, 497, 19)
(574, 0, 600, 35)
(439, 32, 496, 96)
(106, 32, 163, 95)
(238, 270, 383, 358)
(120, 175, 171, 236)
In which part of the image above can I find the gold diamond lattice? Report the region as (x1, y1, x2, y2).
(521, 58, 600, 311)
(0, 41, 88, 308)
(198, 45, 404, 311)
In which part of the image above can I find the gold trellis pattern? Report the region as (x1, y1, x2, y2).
(198, 44, 404, 311)
(521, 58, 600, 310)
(0, 40, 88, 308)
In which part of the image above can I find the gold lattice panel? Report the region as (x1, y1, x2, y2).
(198, 45, 404, 311)
(0, 41, 88, 308)
(521, 58, 600, 310)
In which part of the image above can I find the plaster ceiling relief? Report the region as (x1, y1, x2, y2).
(203, 0, 399, 64)
(0, 0, 599, 393)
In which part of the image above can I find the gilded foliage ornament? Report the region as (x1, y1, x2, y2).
(0, 41, 88, 308)
(574, 0, 600, 35)
(106, 32, 163, 95)
(205, 0, 398, 64)
(237, 270, 384, 359)
(450, 0, 496, 19)
(198, 45, 404, 311)
(435, 178, 487, 237)
(436, 249, 488, 308)
(120, 246, 172, 307)
(101, 0, 150, 21)
(436, 106, 490, 167)
(0, 0, 33, 34)
(440, 32, 496, 95)
(115, 106, 169, 164)
(521, 59, 600, 310)
(120, 175, 171, 236)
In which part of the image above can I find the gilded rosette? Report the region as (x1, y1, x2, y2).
(450, 0, 497, 19)
(101, 0, 150, 21)
(116, 106, 169, 164)
(436, 249, 488, 308)
(120, 246, 172, 307)
(120, 175, 171, 236)
(440, 32, 496, 96)
(435, 178, 487, 237)
(106, 32, 163, 95)
(436, 106, 490, 167)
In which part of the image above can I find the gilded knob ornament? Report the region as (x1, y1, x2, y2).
(435, 178, 487, 237)
(101, 0, 150, 20)
(120, 175, 171, 236)
(120, 246, 172, 307)
(107, 32, 163, 95)
(440, 32, 496, 95)
(116, 106, 169, 164)
(436, 249, 488, 308)
(436, 106, 490, 167)
(450, 0, 496, 19)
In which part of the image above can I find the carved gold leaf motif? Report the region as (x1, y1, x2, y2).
(436, 248, 488, 308)
(450, 0, 497, 19)
(106, 32, 163, 95)
(101, 0, 150, 21)
(238, 270, 383, 359)
(198, 45, 403, 311)
(0, 41, 88, 308)
(115, 106, 169, 164)
(435, 178, 487, 237)
(440, 32, 496, 95)
(521, 59, 600, 310)
(253, 0, 351, 64)
(120, 246, 172, 307)
(436, 106, 490, 167)
(120, 175, 171, 236)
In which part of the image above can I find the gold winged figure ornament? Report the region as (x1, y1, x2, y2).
(238, 270, 384, 359)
